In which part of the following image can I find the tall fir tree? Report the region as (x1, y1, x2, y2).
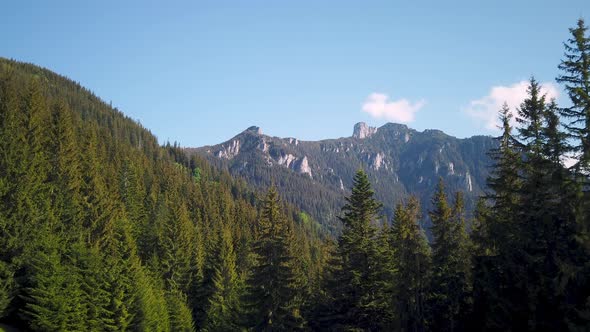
(328, 169, 390, 330)
(47, 100, 83, 242)
(428, 178, 470, 332)
(556, 18, 590, 173)
(244, 187, 304, 331)
(390, 196, 431, 332)
(20, 234, 86, 331)
(556, 18, 590, 328)
(514, 78, 567, 330)
(203, 224, 243, 331)
(166, 288, 196, 332)
(472, 104, 523, 329)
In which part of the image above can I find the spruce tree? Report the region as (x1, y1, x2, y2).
(76, 244, 118, 331)
(157, 195, 195, 293)
(79, 127, 119, 248)
(203, 224, 242, 331)
(329, 169, 388, 330)
(428, 178, 470, 332)
(557, 18, 590, 328)
(450, 192, 472, 324)
(514, 79, 567, 330)
(47, 100, 83, 241)
(0, 261, 14, 318)
(166, 288, 196, 332)
(390, 196, 431, 332)
(244, 187, 304, 331)
(472, 103, 523, 329)
(131, 266, 171, 332)
(557, 18, 590, 173)
(21, 235, 86, 331)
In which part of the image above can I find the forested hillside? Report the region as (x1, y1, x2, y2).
(0, 17, 589, 332)
(0, 57, 328, 331)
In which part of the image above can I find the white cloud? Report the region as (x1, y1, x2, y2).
(362, 93, 425, 123)
(562, 155, 578, 168)
(465, 80, 560, 131)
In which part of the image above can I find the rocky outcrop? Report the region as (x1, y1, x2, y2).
(465, 171, 473, 192)
(369, 152, 386, 170)
(245, 126, 263, 135)
(297, 156, 312, 178)
(353, 122, 377, 139)
(277, 153, 297, 168)
(216, 140, 240, 159)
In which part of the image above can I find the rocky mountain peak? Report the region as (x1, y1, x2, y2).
(352, 122, 377, 139)
(243, 126, 263, 135)
(380, 122, 409, 133)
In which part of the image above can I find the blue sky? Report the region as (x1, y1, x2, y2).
(1, 1, 588, 146)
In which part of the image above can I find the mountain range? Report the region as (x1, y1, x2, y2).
(188, 122, 497, 234)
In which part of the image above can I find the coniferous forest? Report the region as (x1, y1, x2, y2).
(1, 18, 590, 332)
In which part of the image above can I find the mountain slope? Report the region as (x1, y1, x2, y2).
(189, 122, 496, 234)
(0, 57, 328, 330)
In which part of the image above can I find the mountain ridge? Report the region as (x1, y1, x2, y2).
(188, 121, 496, 234)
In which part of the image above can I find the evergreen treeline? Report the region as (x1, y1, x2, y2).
(0, 58, 329, 331)
(311, 18, 590, 331)
(0, 18, 589, 331)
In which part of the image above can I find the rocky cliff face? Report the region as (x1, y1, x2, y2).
(353, 122, 378, 139)
(188, 122, 496, 234)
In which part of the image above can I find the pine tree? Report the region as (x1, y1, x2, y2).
(244, 187, 304, 331)
(203, 224, 242, 332)
(47, 100, 83, 241)
(557, 18, 590, 173)
(20, 235, 86, 331)
(79, 127, 120, 248)
(119, 159, 147, 241)
(131, 266, 171, 332)
(390, 196, 431, 332)
(166, 288, 195, 332)
(76, 244, 117, 331)
(0, 260, 14, 318)
(328, 169, 388, 330)
(8, 80, 52, 263)
(157, 195, 195, 293)
(450, 192, 472, 324)
(428, 178, 470, 332)
(472, 103, 523, 329)
(486, 108, 522, 215)
(514, 78, 568, 330)
(556, 18, 590, 328)
(0, 75, 27, 261)
(0, 76, 20, 319)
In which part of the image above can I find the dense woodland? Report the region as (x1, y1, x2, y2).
(0, 18, 589, 331)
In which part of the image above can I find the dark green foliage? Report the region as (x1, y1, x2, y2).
(557, 18, 590, 172)
(390, 196, 431, 332)
(203, 225, 242, 332)
(0, 261, 14, 318)
(325, 169, 392, 330)
(428, 179, 471, 332)
(166, 288, 195, 332)
(0, 58, 325, 331)
(556, 18, 590, 330)
(472, 75, 590, 330)
(244, 187, 305, 331)
(47, 100, 83, 240)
